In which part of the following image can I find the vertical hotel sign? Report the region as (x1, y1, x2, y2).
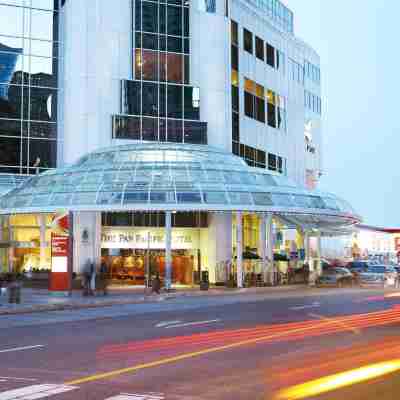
(50, 212, 71, 293)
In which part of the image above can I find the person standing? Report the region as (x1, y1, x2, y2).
(152, 273, 161, 295)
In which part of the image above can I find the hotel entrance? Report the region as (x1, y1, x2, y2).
(101, 248, 197, 286)
(100, 212, 207, 286)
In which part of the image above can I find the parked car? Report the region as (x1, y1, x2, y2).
(358, 265, 398, 288)
(316, 267, 354, 288)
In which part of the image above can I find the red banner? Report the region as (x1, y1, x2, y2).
(50, 212, 71, 292)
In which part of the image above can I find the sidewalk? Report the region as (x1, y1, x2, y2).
(0, 284, 307, 316)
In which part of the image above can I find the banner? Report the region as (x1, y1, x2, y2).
(49, 212, 71, 292)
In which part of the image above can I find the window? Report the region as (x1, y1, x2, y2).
(244, 91, 253, 118)
(232, 112, 239, 141)
(268, 153, 277, 171)
(142, 1, 158, 33)
(232, 85, 239, 112)
(231, 45, 239, 71)
(243, 28, 253, 54)
(255, 36, 264, 61)
(231, 20, 238, 45)
(266, 43, 275, 67)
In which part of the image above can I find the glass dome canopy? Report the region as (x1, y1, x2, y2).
(0, 143, 361, 225)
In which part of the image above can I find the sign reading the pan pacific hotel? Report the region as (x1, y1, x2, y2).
(101, 228, 201, 250)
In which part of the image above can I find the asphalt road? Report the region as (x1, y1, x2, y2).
(0, 287, 400, 400)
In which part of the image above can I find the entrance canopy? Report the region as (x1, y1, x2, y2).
(0, 143, 361, 228)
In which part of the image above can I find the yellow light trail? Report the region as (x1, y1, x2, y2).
(274, 359, 400, 400)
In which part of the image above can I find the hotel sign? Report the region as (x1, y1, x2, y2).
(101, 228, 200, 250)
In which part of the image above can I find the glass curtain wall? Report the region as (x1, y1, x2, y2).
(0, 0, 60, 174)
(113, 0, 207, 144)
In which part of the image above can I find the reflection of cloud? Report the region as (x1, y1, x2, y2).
(0, 44, 22, 99)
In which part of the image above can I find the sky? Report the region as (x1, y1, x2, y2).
(286, 0, 400, 228)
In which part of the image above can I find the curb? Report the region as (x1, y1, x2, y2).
(0, 285, 309, 316)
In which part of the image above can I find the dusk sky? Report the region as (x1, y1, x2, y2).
(286, 0, 398, 227)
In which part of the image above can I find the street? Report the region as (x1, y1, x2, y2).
(0, 287, 400, 399)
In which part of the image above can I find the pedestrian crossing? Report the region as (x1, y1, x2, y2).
(0, 385, 165, 400)
(0, 384, 77, 399)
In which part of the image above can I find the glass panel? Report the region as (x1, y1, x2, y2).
(0, 84, 23, 119)
(183, 121, 207, 144)
(309, 196, 326, 209)
(0, 5, 23, 37)
(113, 115, 141, 140)
(31, 193, 51, 207)
(142, 50, 158, 80)
(72, 192, 98, 205)
(97, 191, 123, 205)
(142, 33, 158, 50)
(28, 139, 56, 169)
(176, 191, 202, 203)
(293, 195, 312, 208)
(204, 191, 226, 204)
(0, 136, 21, 167)
(270, 193, 294, 207)
(50, 192, 72, 206)
(122, 80, 141, 115)
(167, 5, 182, 36)
(142, 116, 158, 141)
(167, 84, 182, 118)
(124, 192, 149, 204)
(252, 192, 273, 206)
(30, 9, 55, 41)
(142, 1, 158, 33)
(0, 118, 22, 137)
(142, 82, 158, 116)
(166, 53, 183, 83)
(228, 192, 252, 205)
(167, 118, 183, 142)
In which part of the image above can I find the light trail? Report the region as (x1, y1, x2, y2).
(97, 307, 400, 359)
(274, 359, 400, 400)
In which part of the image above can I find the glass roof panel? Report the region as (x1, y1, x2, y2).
(0, 143, 360, 226)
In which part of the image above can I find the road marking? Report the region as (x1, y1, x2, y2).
(0, 345, 44, 354)
(290, 302, 320, 311)
(65, 317, 350, 386)
(106, 393, 164, 400)
(0, 384, 77, 400)
(0, 377, 38, 382)
(164, 319, 221, 329)
(155, 320, 182, 328)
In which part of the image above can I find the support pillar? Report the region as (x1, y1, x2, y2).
(259, 214, 267, 262)
(165, 211, 172, 290)
(236, 212, 243, 288)
(304, 230, 310, 268)
(266, 214, 274, 285)
(39, 214, 47, 269)
(72, 211, 101, 274)
(316, 230, 322, 276)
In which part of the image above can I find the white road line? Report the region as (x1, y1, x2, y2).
(106, 394, 164, 400)
(0, 345, 44, 354)
(0, 377, 38, 382)
(165, 319, 221, 329)
(0, 384, 77, 400)
(290, 302, 320, 311)
(155, 320, 182, 328)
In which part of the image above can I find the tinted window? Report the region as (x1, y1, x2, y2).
(243, 28, 253, 54)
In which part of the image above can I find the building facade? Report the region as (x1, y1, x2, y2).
(0, 0, 359, 288)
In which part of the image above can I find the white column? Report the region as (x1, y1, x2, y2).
(266, 214, 274, 284)
(316, 230, 322, 276)
(165, 211, 172, 290)
(236, 212, 243, 288)
(72, 211, 102, 274)
(304, 230, 310, 267)
(259, 213, 266, 282)
(207, 212, 232, 284)
(39, 215, 47, 268)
